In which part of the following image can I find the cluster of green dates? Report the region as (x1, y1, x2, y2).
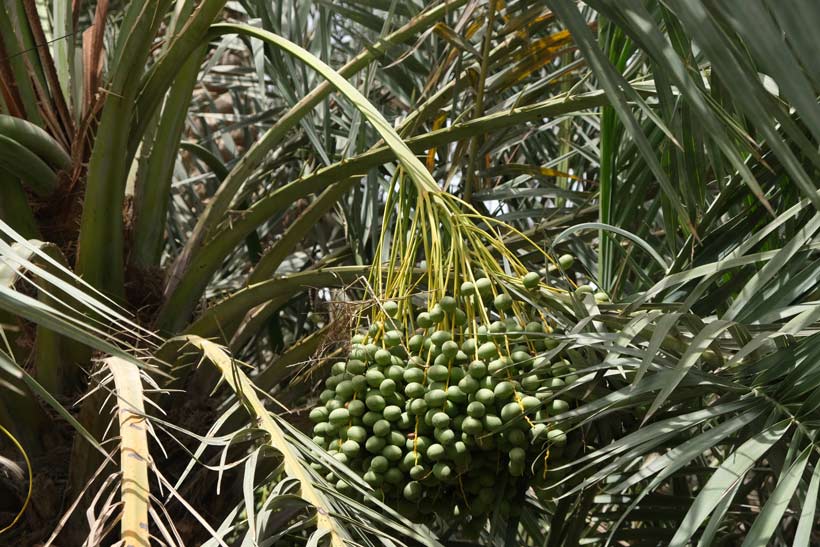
(309, 274, 583, 519)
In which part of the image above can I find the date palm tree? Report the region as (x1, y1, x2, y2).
(0, 1, 819, 545)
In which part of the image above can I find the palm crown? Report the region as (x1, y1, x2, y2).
(1, 1, 819, 545)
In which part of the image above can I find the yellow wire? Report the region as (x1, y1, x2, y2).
(0, 423, 32, 535)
